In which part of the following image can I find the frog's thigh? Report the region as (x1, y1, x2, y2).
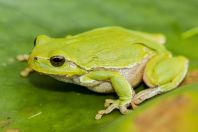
(133, 55, 188, 104)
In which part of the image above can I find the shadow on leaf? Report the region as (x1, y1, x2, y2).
(28, 72, 111, 96)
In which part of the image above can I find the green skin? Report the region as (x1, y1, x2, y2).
(26, 27, 188, 120)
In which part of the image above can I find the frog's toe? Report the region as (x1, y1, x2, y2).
(119, 105, 130, 114)
(132, 95, 143, 105)
(16, 54, 29, 61)
(104, 99, 114, 108)
(131, 101, 138, 109)
(95, 99, 131, 120)
(95, 100, 119, 120)
(20, 67, 33, 77)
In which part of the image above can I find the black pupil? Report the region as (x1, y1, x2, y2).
(50, 56, 65, 67)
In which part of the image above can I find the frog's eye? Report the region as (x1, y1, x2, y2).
(50, 56, 65, 67)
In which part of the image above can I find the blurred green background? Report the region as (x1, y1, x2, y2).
(0, 0, 198, 132)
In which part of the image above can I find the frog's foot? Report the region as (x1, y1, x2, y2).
(105, 98, 137, 110)
(20, 67, 33, 77)
(16, 54, 34, 77)
(16, 54, 29, 62)
(95, 99, 131, 120)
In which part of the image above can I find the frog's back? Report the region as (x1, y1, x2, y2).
(60, 27, 165, 69)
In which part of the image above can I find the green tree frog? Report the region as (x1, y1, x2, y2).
(17, 27, 188, 120)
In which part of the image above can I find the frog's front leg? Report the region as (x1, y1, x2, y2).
(132, 53, 189, 105)
(16, 54, 33, 77)
(80, 70, 135, 120)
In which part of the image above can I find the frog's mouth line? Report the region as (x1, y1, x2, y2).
(29, 54, 153, 76)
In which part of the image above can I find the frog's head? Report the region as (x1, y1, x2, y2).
(28, 35, 86, 76)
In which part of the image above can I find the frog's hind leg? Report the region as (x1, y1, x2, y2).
(16, 54, 33, 77)
(132, 54, 188, 105)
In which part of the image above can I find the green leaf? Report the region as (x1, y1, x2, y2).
(0, 0, 198, 131)
(104, 83, 198, 132)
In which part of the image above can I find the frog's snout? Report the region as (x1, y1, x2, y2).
(28, 55, 37, 65)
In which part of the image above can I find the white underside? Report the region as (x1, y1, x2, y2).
(49, 56, 151, 93)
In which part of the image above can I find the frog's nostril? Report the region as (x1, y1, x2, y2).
(34, 57, 38, 61)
